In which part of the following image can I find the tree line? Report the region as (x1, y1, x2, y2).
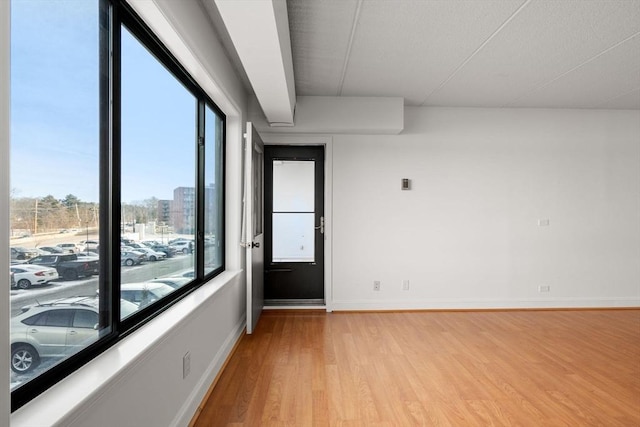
(10, 192, 159, 236)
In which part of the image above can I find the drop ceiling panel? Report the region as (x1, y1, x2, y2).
(287, 0, 360, 96)
(339, 0, 527, 105)
(512, 35, 640, 109)
(426, 0, 640, 107)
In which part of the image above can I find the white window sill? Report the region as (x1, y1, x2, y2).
(11, 269, 243, 427)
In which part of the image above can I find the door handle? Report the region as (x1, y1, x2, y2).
(69, 330, 77, 335)
(315, 216, 325, 234)
(251, 242, 260, 248)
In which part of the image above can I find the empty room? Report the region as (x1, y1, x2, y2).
(1, 0, 639, 426)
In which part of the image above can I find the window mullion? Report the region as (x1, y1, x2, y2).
(196, 100, 205, 278)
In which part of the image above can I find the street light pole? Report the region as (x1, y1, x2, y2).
(34, 198, 38, 235)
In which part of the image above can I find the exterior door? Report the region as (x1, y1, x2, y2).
(264, 145, 324, 304)
(245, 122, 264, 334)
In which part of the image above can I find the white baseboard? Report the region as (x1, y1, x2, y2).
(331, 297, 640, 311)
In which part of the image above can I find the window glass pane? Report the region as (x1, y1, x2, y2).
(252, 145, 263, 237)
(120, 26, 196, 316)
(272, 213, 315, 262)
(73, 310, 99, 329)
(45, 310, 74, 327)
(204, 107, 223, 274)
(10, 0, 103, 390)
(273, 161, 314, 212)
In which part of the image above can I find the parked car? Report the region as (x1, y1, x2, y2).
(169, 241, 192, 254)
(148, 277, 191, 289)
(56, 243, 79, 253)
(133, 247, 166, 261)
(10, 296, 139, 373)
(79, 240, 99, 251)
(121, 250, 146, 266)
(168, 237, 193, 245)
(142, 241, 176, 257)
(26, 254, 99, 281)
(120, 282, 174, 309)
(10, 265, 59, 289)
(76, 252, 99, 259)
(125, 242, 158, 254)
(11, 247, 39, 261)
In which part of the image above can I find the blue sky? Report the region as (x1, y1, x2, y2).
(11, 0, 219, 203)
(11, 0, 100, 202)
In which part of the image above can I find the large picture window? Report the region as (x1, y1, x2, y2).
(9, 0, 225, 410)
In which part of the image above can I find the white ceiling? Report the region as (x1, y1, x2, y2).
(205, 0, 640, 112)
(287, 0, 640, 109)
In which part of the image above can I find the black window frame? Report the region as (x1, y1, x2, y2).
(11, 0, 226, 411)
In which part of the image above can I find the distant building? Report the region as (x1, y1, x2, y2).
(172, 187, 195, 234)
(204, 184, 221, 239)
(165, 185, 220, 236)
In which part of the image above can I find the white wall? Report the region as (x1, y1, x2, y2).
(332, 107, 640, 309)
(8, 0, 249, 425)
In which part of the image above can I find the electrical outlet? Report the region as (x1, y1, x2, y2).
(183, 352, 191, 379)
(373, 280, 381, 291)
(402, 280, 410, 290)
(538, 285, 550, 293)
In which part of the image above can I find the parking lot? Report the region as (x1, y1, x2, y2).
(9, 233, 197, 390)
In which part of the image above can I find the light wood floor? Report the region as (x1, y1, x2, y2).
(192, 309, 640, 426)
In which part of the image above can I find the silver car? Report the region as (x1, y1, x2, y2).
(120, 250, 146, 266)
(10, 297, 139, 373)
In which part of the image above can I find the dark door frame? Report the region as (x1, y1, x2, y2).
(264, 145, 324, 304)
(260, 136, 333, 311)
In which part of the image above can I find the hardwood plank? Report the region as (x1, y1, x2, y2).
(192, 310, 640, 426)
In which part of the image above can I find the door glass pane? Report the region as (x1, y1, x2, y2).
(253, 145, 263, 236)
(272, 213, 315, 262)
(273, 161, 314, 212)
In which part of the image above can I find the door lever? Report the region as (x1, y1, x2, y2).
(315, 216, 325, 234)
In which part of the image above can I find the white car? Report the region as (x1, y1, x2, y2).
(169, 241, 192, 254)
(10, 264, 59, 289)
(56, 243, 80, 253)
(79, 239, 99, 251)
(134, 247, 167, 261)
